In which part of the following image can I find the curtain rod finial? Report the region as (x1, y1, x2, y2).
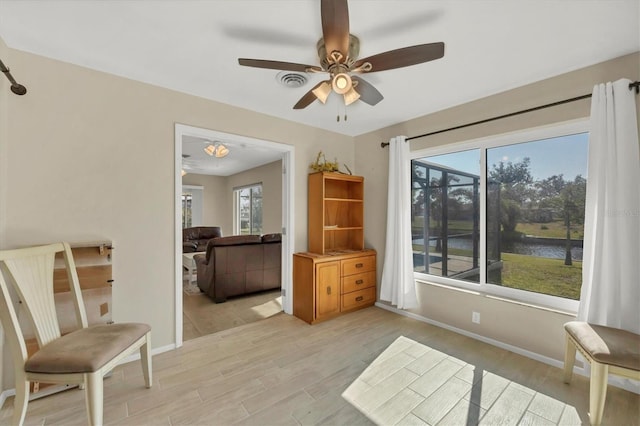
(381, 142, 389, 148)
(11, 84, 26, 95)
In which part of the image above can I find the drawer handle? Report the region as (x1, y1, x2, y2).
(356, 279, 364, 285)
(327, 286, 331, 295)
(355, 296, 364, 302)
(355, 263, 364, 268)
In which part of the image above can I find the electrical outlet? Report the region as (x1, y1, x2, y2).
(472, 311, 480, 324)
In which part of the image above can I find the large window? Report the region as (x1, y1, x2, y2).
(411, 121, 589, 310)
(234, 183, 263, 235)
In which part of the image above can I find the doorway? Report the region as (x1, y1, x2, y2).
(174, 123, 294, 347)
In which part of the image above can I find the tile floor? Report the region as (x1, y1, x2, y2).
(343, 335, 626, 426)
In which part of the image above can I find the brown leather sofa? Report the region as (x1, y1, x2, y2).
(183, 226, 222, 253)
(194, 233, 281, 303)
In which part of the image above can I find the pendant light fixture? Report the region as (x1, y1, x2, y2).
(204, 141, 230, 158)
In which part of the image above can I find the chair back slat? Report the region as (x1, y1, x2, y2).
(3, 251, 62, 347)
(62, 242, 88, 329)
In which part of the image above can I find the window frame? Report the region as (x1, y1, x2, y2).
(233, 183, 263, 235)
(410, 119, 590, 313)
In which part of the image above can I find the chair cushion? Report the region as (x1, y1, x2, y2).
(565, 321, 640, 371)
(25, 323, 151, 374)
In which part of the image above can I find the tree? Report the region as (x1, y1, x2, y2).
(537, 174, 586, 265)
(489, 158, 533, 234)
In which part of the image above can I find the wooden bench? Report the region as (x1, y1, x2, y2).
(563, 321, 640, 426)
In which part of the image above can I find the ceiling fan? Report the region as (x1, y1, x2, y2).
(238, 0, 445, 109)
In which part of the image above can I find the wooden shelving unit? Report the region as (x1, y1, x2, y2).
(308, 172, 364, 254)
(294, 172, 376, 324)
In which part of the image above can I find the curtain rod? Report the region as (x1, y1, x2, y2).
(0, 58, 27, 95)
(381, 80, 640, 148)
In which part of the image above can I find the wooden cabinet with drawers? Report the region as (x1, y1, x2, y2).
(293, 250, 376, 324)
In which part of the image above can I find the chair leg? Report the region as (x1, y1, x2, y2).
(84, 372, 104, 426)
(140, 331, 152, 388)
(589, 362, 608, 426)
(563, 333, 577, 383)
(12, 379, 29, 426)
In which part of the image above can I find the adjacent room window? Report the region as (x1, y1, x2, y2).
(234, 183, 263, 235)
(182, 185, 203, 229)
(182, 193, 193, 228)
(411, 121, 589, 310)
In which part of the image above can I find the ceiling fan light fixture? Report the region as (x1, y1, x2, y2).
(238, 1, 444, 110)
(215, 144, 229, 158)
(204, 144, 216, 156)
(204, 141, 230, 158)
(312, 81, 332, 103)
(332, 73, 352, 95)
(343, 87, 360, 106)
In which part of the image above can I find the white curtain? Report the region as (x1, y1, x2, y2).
(578, 79, 640, 334)
(380, 136, 418, 309)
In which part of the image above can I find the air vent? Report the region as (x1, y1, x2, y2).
(276, 71, 308, 88)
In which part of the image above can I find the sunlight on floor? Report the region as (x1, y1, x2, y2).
(342, 336, 582, 425)
(251, 296, 283, 318)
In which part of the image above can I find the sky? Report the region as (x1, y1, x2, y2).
(421, 132, 589, 182)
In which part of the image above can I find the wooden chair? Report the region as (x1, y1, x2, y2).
(563, 321, 640, 426)
(0, 242, 152, 426)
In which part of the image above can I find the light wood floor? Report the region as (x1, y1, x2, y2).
(1, 307, 638, 425)
(183, 287, 282, 341)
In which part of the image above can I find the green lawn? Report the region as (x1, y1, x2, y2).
(515, 221, 584, 239)
(498, 253, 582, 299)
(412, 248, 582, 299)
(413, 217, 583, 240)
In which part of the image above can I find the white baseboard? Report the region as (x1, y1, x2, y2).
(375, 302, 640, 395)
(1, 388, 15, 409)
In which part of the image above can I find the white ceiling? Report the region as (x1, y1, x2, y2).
(0, 1, 638, 141)
(181, 133, 284, 176)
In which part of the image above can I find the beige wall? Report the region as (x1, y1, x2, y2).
(226, 160, 283, 235)
(355, 52, 640, 363)
(0, 35, 9, 398)
(0, 45, 353, 390)
(182, 160, 283, 236)
(181, 174, 228, 232)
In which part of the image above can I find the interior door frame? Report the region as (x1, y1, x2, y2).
(174, 123, 294, 347)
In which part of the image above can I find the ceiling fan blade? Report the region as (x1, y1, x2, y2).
(352, 76, 384, 106)
(321, 0, 350, 60)
(293, 81, 328, 109)
(238, 58, 321, 73)
(354, 42, 445, 72)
